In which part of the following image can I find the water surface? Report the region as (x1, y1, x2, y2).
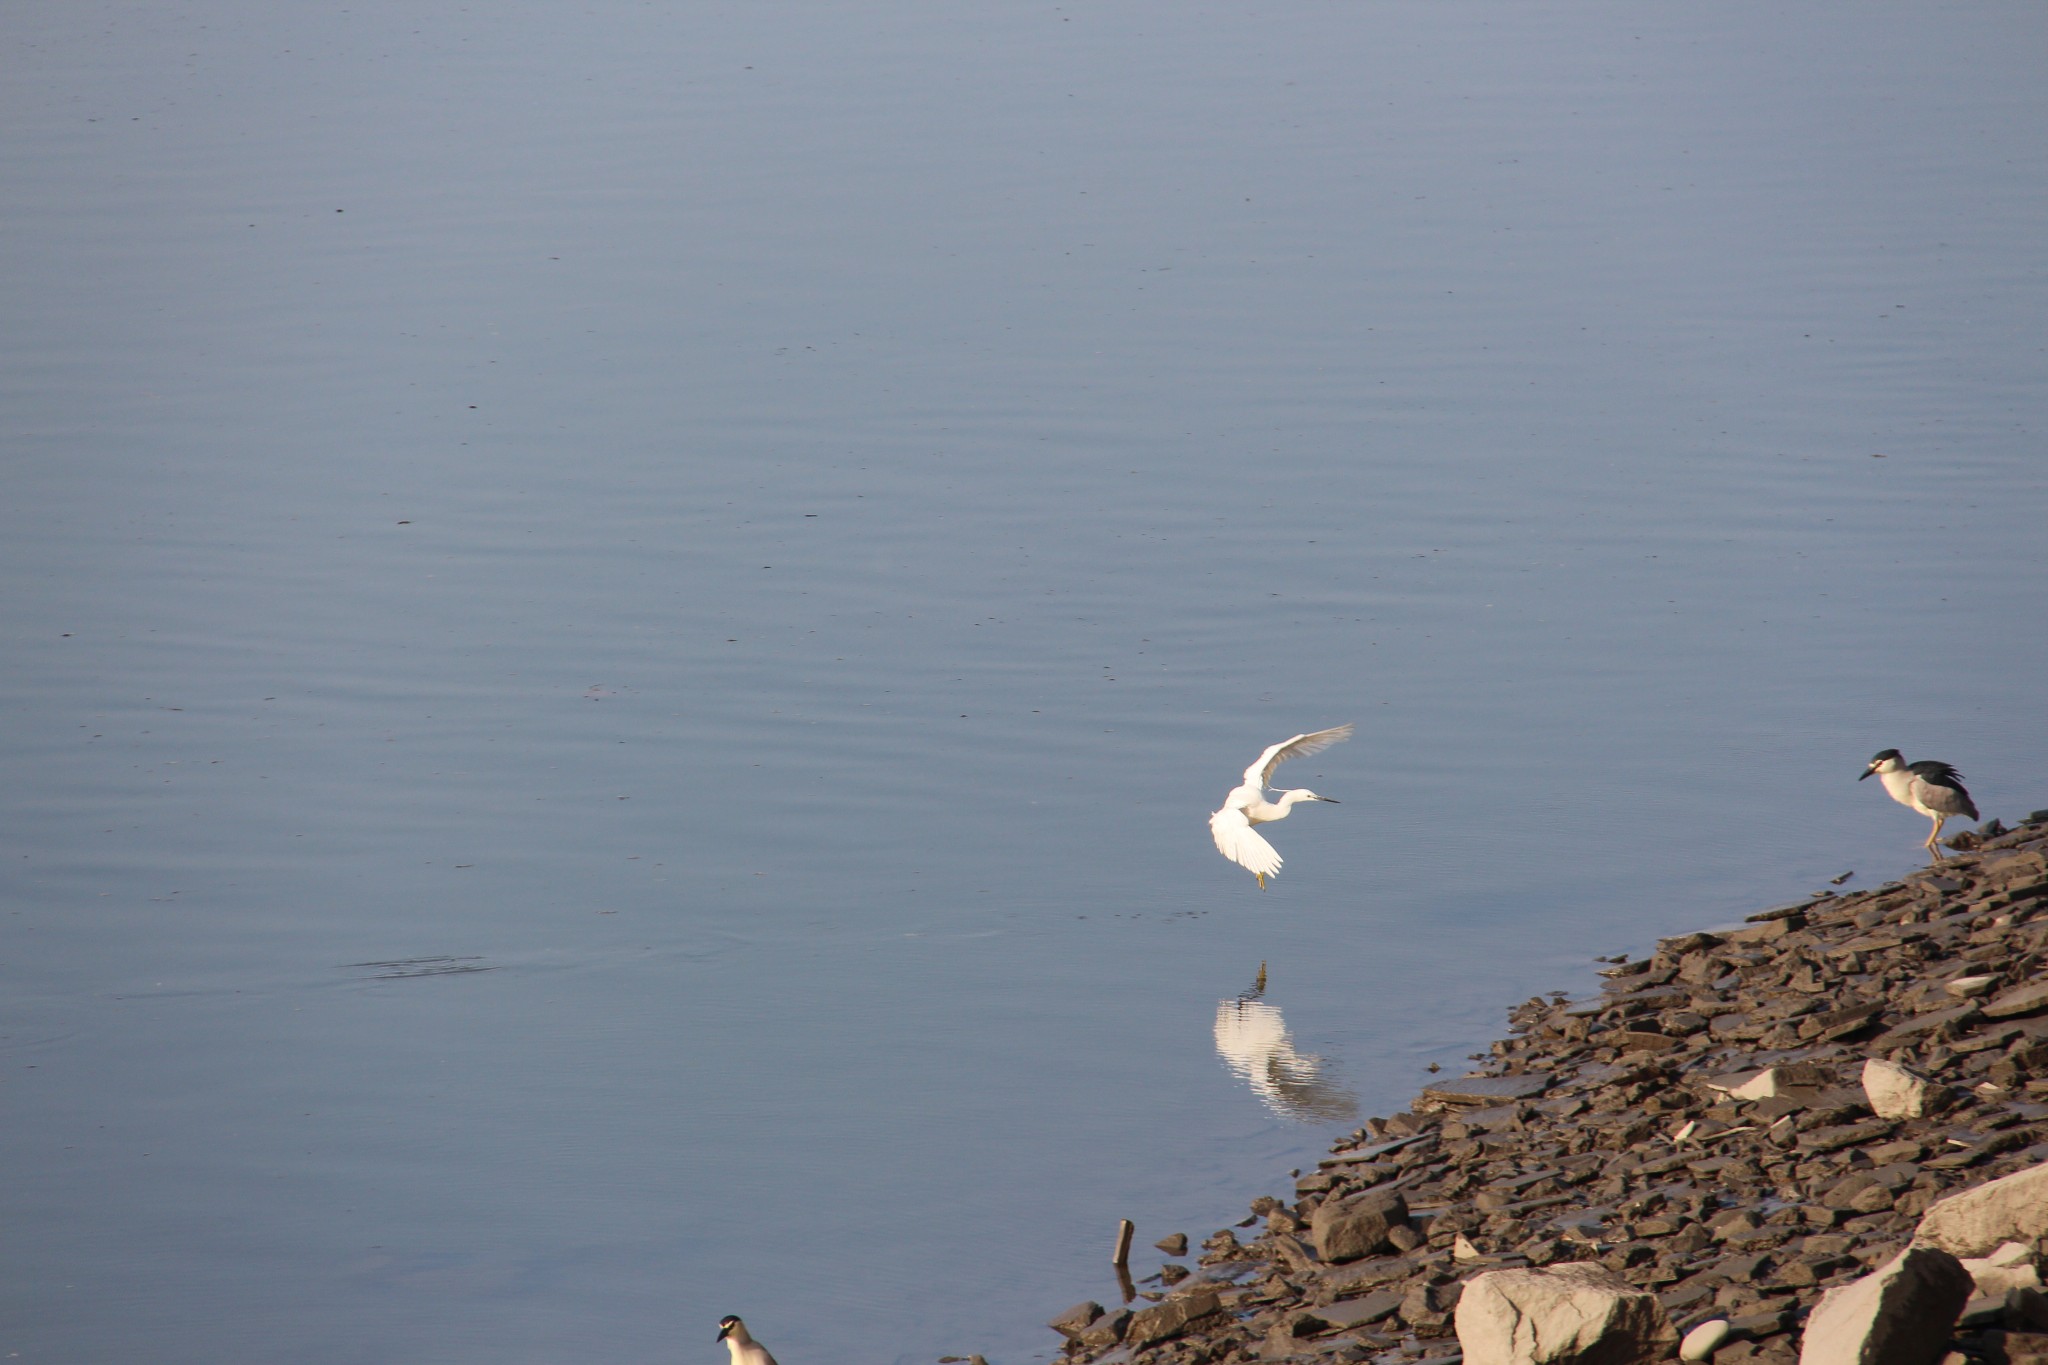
(4, 3, 2046, 1362)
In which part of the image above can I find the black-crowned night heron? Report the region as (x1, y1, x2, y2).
(1860, 749, 1979, 856)
(1209, 725, 1353, 888)
(717, 1316, 779, 1365)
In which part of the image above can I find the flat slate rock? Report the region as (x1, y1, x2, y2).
(1420, 1072, 1553, 1104)
(1870, 1002, 1981, 1047)
(1985, 981, 2048, 1020)
(1320, 1132, 1431, 1166)
(1310, 1290, 1404, 1329)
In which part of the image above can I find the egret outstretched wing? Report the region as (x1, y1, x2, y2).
(1246, 724, 1355, 789)
(1210, 805, 1282, 880)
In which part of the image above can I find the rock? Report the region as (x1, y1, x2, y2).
(1815, 1003, 1886, 1042)
(1917, 1160, 2048, 1257)
(1075, 1306, 1131, 1349)
(1948, 975, 2002, 999)
(1402, 1276, 1461, 1329)
(1154, 1232, 1189, 1256)
(1862, 1058, 1931, 1120)
(1324, 1288, 1404, 1326)
(2013, 1287, 2048, 1331)
(1964, 1293, 2019, 1328)
(1048, 1300, 1103, 1338)
(1871, 1002, 1982, 1050)
(1985, 981, 2048, 1020)
(1310, 1189, 1409, 1264)
(1713, 1063, 1834, 1101)
(1981, 1331, 2048, 1365)
(1728, 1302, 1794, 1337)
(1963, 1243, 2044, 1297)
(1797, 1245, 1971, 1365)
(1729, 915, 1804, 941)
(1454, 1262, 1677, 1365)
(1618, 1029, 1681, 1053)
(1124, 1290, 1222, 1349)
(1681, 1319, 1731, 1361)
(1269, 1232, 1318, 1273)
(1421, 1072, 1554, 1105)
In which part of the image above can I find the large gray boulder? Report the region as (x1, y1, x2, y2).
(1309, 1188, 1408, 1264)
(1916, 1160, 2048, 1257)
(1455, 1262, 1677, 1365)
(1798, 1245, 1971, 1365)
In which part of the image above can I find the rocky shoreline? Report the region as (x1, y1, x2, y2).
(1048, 810, 2048, 1365)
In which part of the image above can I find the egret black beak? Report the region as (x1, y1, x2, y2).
(1319, 796, 1341, 803)
(1857, 768, 1873, 781)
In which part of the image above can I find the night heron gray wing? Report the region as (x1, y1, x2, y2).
(1905, 760, 1979, 820)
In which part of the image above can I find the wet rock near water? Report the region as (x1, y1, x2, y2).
(1047, 814, 2048, 1365)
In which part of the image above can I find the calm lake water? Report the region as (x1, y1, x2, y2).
(4, 3, 2045, 1361)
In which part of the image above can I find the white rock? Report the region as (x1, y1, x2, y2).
(1799, 1244, 1972, 1365)
(1916, 1160, 2048, 1258)
(1862, 1057, 1931, 1120)
(1455, 1262, 1676, 1365)
(1680, 1318, 1730, 1361)
(1453, 1233, 1484, 1262)
(1959, 1240, 2041, 1297)
(1946, 974, 2000, 998)
(1711, 1061, 1832, 1101)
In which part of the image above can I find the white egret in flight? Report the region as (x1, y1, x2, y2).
(1209, 724, 1353, 888)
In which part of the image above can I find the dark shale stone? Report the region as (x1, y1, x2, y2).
(1124, 1290, 1223, 1349)
(1048, 1301, 1103, 1338)
(1418, 1072, 1554, 1105)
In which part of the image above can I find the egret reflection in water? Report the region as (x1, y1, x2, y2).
(1212, 964, 1356, 1123)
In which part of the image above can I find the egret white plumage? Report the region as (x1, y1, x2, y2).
(717, 1316, 779, 1365)
(1213, 962, 1355, 1121)
(1860, 748, 1979, 857)
(1209, 725, 1353, 888)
